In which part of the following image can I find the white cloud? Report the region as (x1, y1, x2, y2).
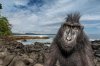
(83, 23, 99, 28)
(7, 10, 39, 33)
(0, 0, 100, 34)
(13, 0, 29, 6)
(81, 15, 100, 20)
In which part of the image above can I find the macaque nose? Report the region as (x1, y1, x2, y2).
(67, 37, 71, 41)
(67, 33, 72, 41)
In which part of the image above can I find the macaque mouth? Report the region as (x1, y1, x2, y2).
(65, 45, 72, 48)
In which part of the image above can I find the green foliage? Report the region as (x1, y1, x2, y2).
(0, 17, 12, 36)
(0, 3, 12, 36)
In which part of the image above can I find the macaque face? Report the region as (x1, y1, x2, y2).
(62, 24, 81, 47)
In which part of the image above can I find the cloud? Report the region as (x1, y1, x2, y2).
(81, 15, 100, 20)
(0, 0, 100, 34)
(8, 11, 39, 33)
(14, 0, 29, 6)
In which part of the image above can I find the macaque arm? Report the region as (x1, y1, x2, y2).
(44, 43, 58, 66)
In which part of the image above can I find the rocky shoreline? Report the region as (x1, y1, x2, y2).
(0, 38, 100, 66)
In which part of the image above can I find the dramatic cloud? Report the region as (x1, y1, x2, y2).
(0, 0, 100, 34)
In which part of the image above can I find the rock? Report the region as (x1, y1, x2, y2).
(14, 61, 26, 66)
(3, 55, 15, 66)
(34, 63, 43, 66)
(8, 56, 26, 66)
(0, 52, 7, 59)
(1, 37, 100, 66)
(91, 40, 100, 44)
(95, 49, 100, 54)
(95, 54, 100, 58)
(96, 57, 100, 62)
(92, 44, 100, 50)
(0, 59, 3, 65)
(29, 53, 39, 63)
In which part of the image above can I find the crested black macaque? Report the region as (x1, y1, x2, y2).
(44, 13, 95, 66)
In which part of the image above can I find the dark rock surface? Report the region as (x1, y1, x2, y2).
(0, 38, 100, 66)
(91, 40, 100, 66)
(0, 39, 49, 66)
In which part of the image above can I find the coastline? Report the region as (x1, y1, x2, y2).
(11, 35, 100, 45)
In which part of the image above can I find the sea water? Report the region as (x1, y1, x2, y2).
(15, 34, 99, 45)
(15, 35, 55, 45)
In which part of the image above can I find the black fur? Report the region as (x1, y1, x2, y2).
(44, 13, 95, 66)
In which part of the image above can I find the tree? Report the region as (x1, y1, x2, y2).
(0, 3, 2, 17)
(0, 17, 12, 36)
(0, 3, 12, 36)
(0, 3, 2, 9)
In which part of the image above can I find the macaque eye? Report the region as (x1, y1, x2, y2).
(66, 26, 70, 29)
(73, 27, 78, 30)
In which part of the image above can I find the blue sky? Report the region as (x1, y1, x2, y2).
(0, 0, 100, 35)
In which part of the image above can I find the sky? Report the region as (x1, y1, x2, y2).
(0, 0, 100, 35)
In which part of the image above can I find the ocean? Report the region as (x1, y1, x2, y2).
(15, 34, 100, 45)
(15, 35, 55, 45)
